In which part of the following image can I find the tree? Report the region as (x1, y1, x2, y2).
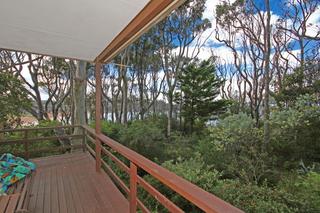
(263, 0, 272, 145)
(73, 60, 87, 141)
(0, 50, 75, 122)
(157, 0, 211, 136)
(41, 57, 72, 121)
(0, 72, 31, 128)
(215, 0, 268, 126)
(274, 59, 320, 107)
(278, 0, 320, 69)
(176, 59, 227, 133)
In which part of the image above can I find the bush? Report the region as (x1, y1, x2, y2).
(270, 94, 320, 167)
(90, 120, 123, 140)
(198, 113, 275, 184)
(37, 120, 62, 136)
(140, 155, 303, 213)
(214, 180, 302, 213)
(280, 172, 320, 212)
(119, 119, 167, 162)
(140, 154, 221, 212)
(165, 131, 198, 160)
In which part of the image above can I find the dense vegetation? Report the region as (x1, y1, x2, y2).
(0, 72, 31, 127)
(97, 93, 320, 212)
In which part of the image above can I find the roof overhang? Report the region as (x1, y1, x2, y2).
(0, 0, 184, 63)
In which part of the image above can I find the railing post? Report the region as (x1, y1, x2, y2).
(95, 62, 102, 172)
(95, 138, 102, 172)
(129, 162, 138, 213)
(24, 130, 29, 159)
(82, 127, 86, 152)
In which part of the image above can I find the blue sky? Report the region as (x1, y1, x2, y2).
(198, 0, 320, 62)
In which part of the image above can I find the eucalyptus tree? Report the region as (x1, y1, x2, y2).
(129, 30, 165, 120)
(0, 50, 76, 122)
(72, 60, 87, 135)
(277, 0, 320, 69)
(41, 57, 72, 121)
(0, 72, 31, 130)
(1, 52, 47, 120)
(215, 0, 265, 126)
(156, 0, 211, 136)
(215, 0, 272, 143)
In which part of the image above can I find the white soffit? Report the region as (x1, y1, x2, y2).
(0, 0, 149, 62)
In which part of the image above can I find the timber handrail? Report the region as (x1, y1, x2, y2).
(0, 125, 82, 133)
(0, 125, 86, 159)
(83, 125, 243, 213)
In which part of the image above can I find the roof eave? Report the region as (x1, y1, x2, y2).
(95, 0, 185, 63)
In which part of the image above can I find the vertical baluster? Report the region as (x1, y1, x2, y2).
(24, 130, 29, 159)
(130, 162, 138, 213)
(82, 127, 86, 152)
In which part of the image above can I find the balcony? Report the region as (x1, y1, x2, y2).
(0, 125, 243, 213)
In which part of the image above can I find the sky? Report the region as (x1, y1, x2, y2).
(198, 0, 320, 62)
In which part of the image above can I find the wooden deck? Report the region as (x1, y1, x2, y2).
(0, 126, 243, 213)
(26, 152, 129, 213)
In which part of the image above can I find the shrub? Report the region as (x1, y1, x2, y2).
(90, 120, 123, 140)
(214, 180, 302, 213)
(119, 120, 167, 162)
(140, 155, 303, 213)
(37, 120, 62, 136)
(280, 172, 320, 212)
(270, 94, 320, 168)
(140, 154, 221, 212)
(198, 113, 275, 184)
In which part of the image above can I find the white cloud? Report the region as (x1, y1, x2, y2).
(190, 0, 237, 61)
(211, 45, 234, 62)
(306, 6, 320, 38)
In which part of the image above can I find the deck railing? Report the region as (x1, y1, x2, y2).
(0, 125, 85, 158)
(0, 125, 243, 213)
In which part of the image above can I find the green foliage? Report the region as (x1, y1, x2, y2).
(176, 59, 228, 133)
(270, 94, 320, 167)
(79, 94, 320, 212)
(166, 131, 198, 160)
(37, 120, 61, 127)
(280, 172, 320, 212)
(141, 155, 302, 213)
(0, 72, 31, 123)
(215, 0, 245, 29)
(141, 155, 221, 212)
(198, 113, 273, 184)
(37, 120, 63, 137)
(118, 119, 167, 162)
(214, 180, 302, 213)
(274, 62, 320, 107)
(93, 118, 197, 163)
(100, 121, 123, 141)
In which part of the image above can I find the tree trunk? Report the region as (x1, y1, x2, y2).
(73, 60, 87, 146)
(0, 122, 4, 140)
(122, 78, 128, 125)
(263, 0, 271, 146)
(167, 93, 173, 137)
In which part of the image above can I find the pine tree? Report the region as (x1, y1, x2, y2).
(176, 60, 227, 133)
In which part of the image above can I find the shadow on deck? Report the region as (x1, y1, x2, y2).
(28, 152, 128, 213)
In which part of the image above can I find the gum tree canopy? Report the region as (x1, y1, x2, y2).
(0, 72, 31, 124)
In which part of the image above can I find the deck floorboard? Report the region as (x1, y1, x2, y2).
(27, 152, 129, 213)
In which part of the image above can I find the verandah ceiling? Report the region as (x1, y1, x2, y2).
(0, 0, 150, 62)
